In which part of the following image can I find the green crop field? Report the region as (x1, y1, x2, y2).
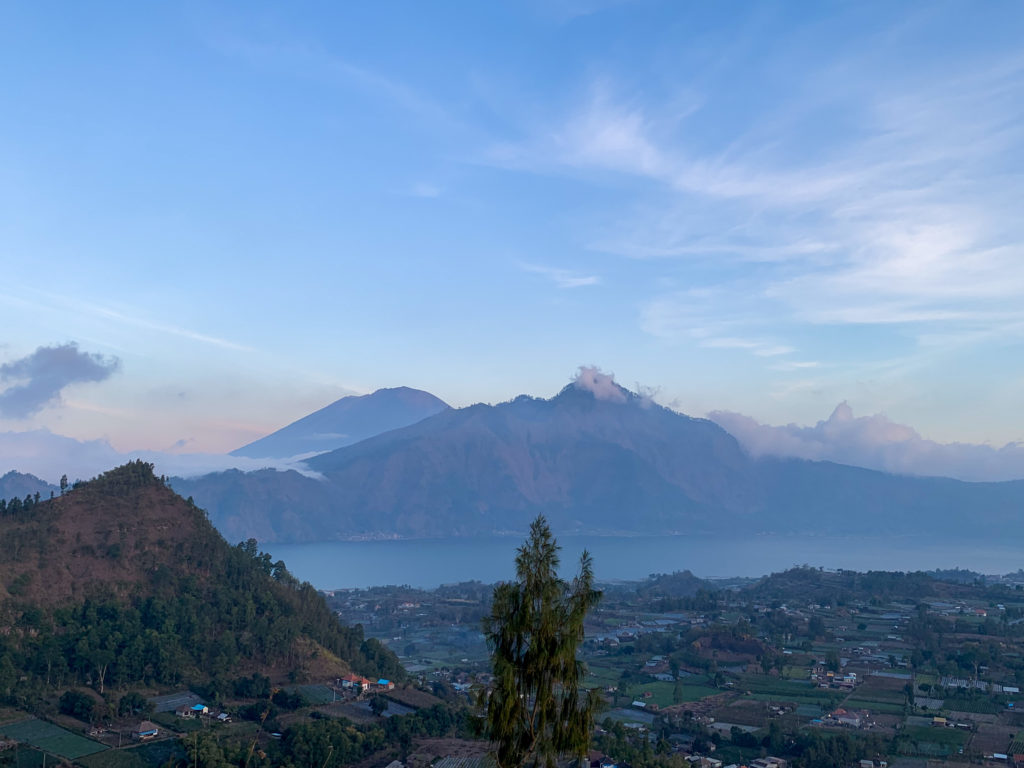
(286, 684, 337, 705)
(894, 725, 970, 757)
(739, 678, 842, 707)
(78, 749, 147, 768)
(842, 698, 906, 715)
(0, 717, 107, 759)
(584, 665, 622, 688)
(902, 726, 970, 746)
(942, 696, 1003, 714)
(748, 692, 834, 707)
(623, 680, 720, 707)
(852, 686, 908, 705)
(79, 739, 185, 768)
(1, 747, 47, 767)
(741, 678, 815, 694)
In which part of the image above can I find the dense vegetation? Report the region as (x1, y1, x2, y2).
(0, 461, 402, 711)
(166, 702, 472, 768)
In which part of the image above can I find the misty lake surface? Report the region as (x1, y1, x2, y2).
(262, 534, 1024, 590)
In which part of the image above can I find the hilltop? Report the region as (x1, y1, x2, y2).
(0, 461, 402, 701)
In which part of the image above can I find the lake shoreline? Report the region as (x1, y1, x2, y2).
(260, 533, 1024, 591)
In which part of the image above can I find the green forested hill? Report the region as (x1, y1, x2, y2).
(0, 461, 402, 707)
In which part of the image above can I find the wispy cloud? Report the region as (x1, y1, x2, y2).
(520, 262, 600, 288)
(490, 48, 1024, 355)
(771, 361, 820, 371)
(84, 303, 253, 351)
(640, 290, 795, 359)
(205, 32, 467, 137)
(14, 290, 254, 352)
(700, 337, 792, 357)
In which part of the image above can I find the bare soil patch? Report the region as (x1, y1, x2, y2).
(972, 722, 1014, 755)
(386, 686, 444, 710)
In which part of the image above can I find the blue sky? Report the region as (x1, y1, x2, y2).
(1, 1, 1023, 461)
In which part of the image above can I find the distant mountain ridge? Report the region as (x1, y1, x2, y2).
(231, 386, 449, 459)
(174, 380, 1024, 544)
(0, 470, 58, 500)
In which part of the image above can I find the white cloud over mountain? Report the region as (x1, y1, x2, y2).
(708, 403, 1024, 482)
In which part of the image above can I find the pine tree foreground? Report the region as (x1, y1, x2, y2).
(481, 515, 602, 768)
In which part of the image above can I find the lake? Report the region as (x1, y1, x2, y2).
(261, 533, 1024, 590)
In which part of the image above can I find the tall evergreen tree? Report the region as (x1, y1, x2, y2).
(481, 516, 601, 768)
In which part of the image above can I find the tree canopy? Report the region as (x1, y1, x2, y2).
(481, 515, 601, 768)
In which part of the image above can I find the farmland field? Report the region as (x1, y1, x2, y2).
(900, 726, 970, 746)
(286, 684, 337, 705)
(0, 717, 107, 759)
(842, 698, 906, 715)
(940, 696, 1004, 715)
(893, 725, 970, 757)
(78, 749, 148, 768)
(0, 747, 46, 767)
(619, 680, 719, 707)
(78, 739, 186, 768)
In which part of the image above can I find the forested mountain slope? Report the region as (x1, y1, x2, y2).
(0, 461, 401, 705)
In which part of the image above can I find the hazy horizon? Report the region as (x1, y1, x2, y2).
(4, 368, 1024, 485)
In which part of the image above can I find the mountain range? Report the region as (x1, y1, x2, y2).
(172, 381, 1024, 544)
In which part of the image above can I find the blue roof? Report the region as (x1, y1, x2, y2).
(377, 679, 390, 685)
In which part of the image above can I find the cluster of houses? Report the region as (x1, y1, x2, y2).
(810, 667, 858, 689)
(174, 703, 231, 723)
(594, 754, 789, 768)
(590, 616, 711, 650)
(818, 708, 873, 729)
(338, 674, 396, 694)
(674, 754, 789, 768)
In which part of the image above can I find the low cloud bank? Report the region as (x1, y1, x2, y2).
(0, 429, 321, 485)
(709, 403, 1024, 483)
